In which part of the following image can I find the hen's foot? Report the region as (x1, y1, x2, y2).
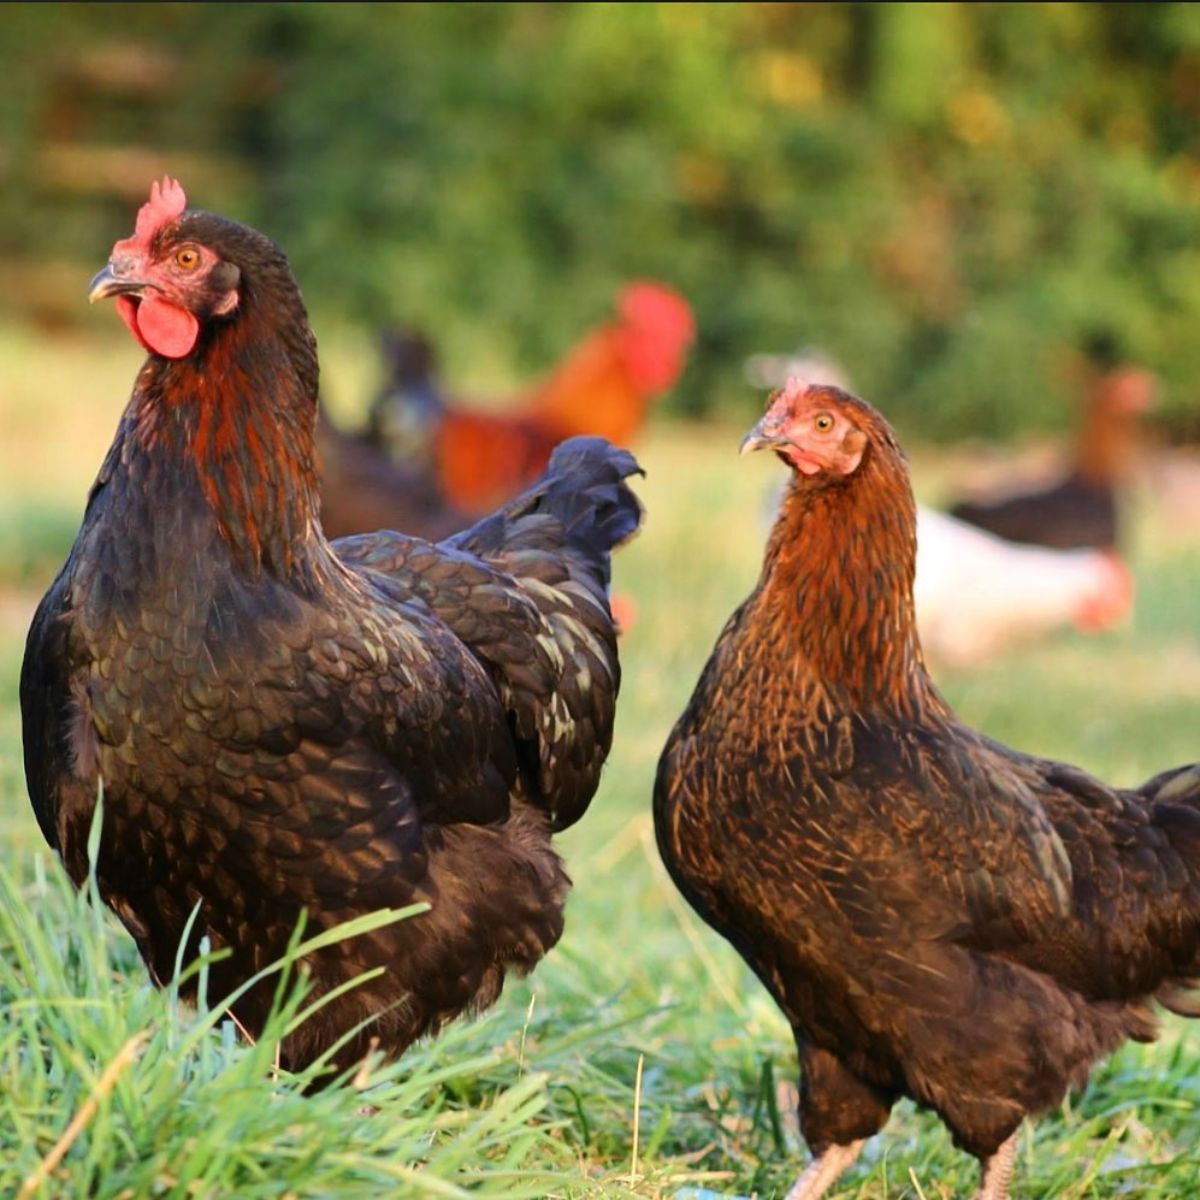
(783, 1139, 865, 1200)
(974, 1132, 1017, 1200)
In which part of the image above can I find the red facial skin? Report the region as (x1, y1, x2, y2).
(97, 178, 239, 359)
(742, 378, 870, 480)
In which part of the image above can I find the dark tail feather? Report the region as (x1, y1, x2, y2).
(447, 436, 644, 591)
(1139, 763, 1200, 805)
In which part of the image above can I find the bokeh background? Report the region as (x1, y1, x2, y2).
(4, 2, 1200, 435)
(3, 6, 1200, 1197)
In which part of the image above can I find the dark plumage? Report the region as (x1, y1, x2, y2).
(654, 380, 1200, 1200)
(21, 179, 643, 1074)
(951, 474, 1117, 551)
(317, 327, 458, 541)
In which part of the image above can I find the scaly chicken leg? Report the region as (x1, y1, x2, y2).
(784, 1140, 865, 1200)
(975, 1132, 1018, 1200)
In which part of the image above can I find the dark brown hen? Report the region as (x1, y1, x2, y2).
(654, 379, 1200, 1200)
(20, 179, 643, 1075)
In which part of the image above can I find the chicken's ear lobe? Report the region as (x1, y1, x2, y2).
(212, 290, 240, 317)
(209, 261, 242, 317)
(834, 427, 868, 476)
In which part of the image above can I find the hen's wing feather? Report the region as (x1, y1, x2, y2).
(335, 437, 640, 831)
(336, 534, 612, 829)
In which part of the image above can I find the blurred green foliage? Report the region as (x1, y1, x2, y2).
(3, 2, 1200, 437)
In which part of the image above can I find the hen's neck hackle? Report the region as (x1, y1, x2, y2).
(756, 428, 940, 720)
(123, 223, 323, 579)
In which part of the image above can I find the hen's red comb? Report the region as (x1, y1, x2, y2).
(780, 375, 813, 404)
(114, 177, 188, 256)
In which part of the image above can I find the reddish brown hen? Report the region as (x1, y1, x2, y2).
(21, 179, 643, 1075)
(655, 379, 1200, 1199)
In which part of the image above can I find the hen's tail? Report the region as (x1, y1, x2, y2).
(332, 438, 642, 833)
(1134, 764, 1200, 1016)
(445, 437, 643, 831)
(448, 435, 644, 594)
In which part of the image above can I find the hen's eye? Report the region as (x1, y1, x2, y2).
(175, 247, 201, 271)
(813, 413, 835, 433)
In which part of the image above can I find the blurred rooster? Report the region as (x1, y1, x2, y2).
(21, 179, 643, 1074)
(656, 379, 1200, 1200)
(365, 283, 693, 514)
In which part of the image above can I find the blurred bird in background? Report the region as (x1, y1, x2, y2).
(366, 328, 445, 470)
(317, 282, 692, 555)
(315, 405, 469, 543)
(423, 281, 694, 514)
(948, 331, 1157, 552)
(747, 348, 1135, 666)
(318, 282, 693, 543)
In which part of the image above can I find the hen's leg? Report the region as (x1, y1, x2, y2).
(784, 1139, 864, 1200)
(973, 1132, 1017, 1200)
(784, 1041, 893, 1200)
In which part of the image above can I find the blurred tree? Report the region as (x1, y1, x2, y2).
(1, 2, 1197, 438)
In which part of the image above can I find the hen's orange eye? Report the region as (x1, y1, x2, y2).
(813, 413, 835, 433)
(175, 247, 200, 271)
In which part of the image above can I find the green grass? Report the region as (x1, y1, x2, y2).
(1, 326, 1199, 1197)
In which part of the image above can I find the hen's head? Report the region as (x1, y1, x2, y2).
(741, 378, 902, 484)
(89, 177, 285, 360)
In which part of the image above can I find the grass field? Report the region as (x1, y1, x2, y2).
(2, 326, 1199, 1198)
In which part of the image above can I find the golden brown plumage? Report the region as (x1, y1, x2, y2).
(654, 380, 1200, 1200)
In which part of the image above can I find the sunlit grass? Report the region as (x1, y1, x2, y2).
(1, 324, 1198, 1196)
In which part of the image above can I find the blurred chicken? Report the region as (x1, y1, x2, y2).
(314, 329, 462, 540)
(365, 328, 444, 470)
(949, 339, 1157, 550)
(914, 507, 1132, 667)
(365, 283, 693, 515)
(315, 405, 468, 541)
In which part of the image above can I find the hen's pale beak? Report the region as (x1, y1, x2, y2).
(739, 417, 791, 455)
(88, 264, 145, 304)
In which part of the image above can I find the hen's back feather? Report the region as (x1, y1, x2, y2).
(336, 437, 643, 831)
